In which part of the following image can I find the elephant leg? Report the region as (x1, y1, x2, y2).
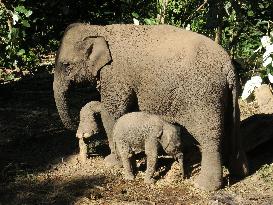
(116, 141, 134, 180)
(144, 140, 158, 184)
(120, 154, 135, 181)
(121, 156, 135, 181)
(194, 120, 223, 191)
(101, 109, 120, 167)
(101, 83, 136, 167)
(78, 138, 88, 162)
(195, 143, 222, 191)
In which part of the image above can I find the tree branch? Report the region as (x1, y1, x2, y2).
(185, 0, 208, 23)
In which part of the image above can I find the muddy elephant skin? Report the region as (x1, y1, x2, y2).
(53, 23, 248, 190)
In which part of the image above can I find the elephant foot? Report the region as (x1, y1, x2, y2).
(194, 173, 222, 191)
(124, 173, 135, 181)
(229, 152, 249, 178)
(104, 154, 122, 168)
(79, 152, 88, 162)
(144, 177, 155, 184)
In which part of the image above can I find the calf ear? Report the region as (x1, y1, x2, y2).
(86, 36, 112, 77)
(161, 124, 181, 149)
(161, 126, 172, 148)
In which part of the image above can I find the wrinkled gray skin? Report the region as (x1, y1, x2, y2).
(53, 23, 248, 190)
(112, 112, 183, 184)
(76, 101, 101, 161)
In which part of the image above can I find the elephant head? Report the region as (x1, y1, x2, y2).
(53, 24, 111, 130)
(160, 124, 184, 175)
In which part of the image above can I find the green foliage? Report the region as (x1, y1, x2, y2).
(160, 0, 273, 82)
(0, 2, 38, 82)
(255, 33, 273, 82)
(1, 0, 273, 85)
(215, 1, 273, 84)
(167, 0, 204, 27)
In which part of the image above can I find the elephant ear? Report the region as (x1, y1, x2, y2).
(85, 36, 111, 77)
(161, 125, 172, 149)
(161, 124, 181, 151)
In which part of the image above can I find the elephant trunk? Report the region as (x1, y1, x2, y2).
(53, 68, 76, 130)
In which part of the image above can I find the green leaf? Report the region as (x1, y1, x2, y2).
(258, 4, 264, 9)
(132, 12, 139, 18)
(15, 6, 27, 14)
(144, 18, 158, 25)
(257, 21, 269, 25)
(17, 49, 25, 56)
(25, 10, 32, 17)
(247, 10, 254, 17)
(21, 20, 30, 27)
(10, 28, 19, 39)
(144, 18, 152, 25)
(15, 6, 32, 17)
(22, 30, 26, 38)
(5, 73, 15, 81)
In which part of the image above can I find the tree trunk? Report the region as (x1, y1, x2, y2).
(157, 0, 169, 24)
(215, 26, 222, 44)
(214, 1, 224, 44)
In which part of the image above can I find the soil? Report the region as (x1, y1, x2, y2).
(0, 73, 273, 205)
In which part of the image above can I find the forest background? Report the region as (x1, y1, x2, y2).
(0, 0, 273, 91)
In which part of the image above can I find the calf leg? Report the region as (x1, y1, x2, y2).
(144, 140, 159, 184)
(117, 142, 134, 180)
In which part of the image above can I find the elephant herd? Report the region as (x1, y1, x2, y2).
(53, 23, 249, 191)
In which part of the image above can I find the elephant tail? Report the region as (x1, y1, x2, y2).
(226, 64, 249, 177)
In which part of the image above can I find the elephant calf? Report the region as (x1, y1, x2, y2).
(76, 101, 102, 161)
(112, 112, 184, 184)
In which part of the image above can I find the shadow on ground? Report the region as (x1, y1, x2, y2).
(0, 73, 100, 180)
(0, 175, 106, 205)
(241, 114, 273, 174)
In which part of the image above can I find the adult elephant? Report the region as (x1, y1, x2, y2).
(53, 23, 248, 190)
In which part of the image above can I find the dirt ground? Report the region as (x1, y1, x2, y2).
(0, 73, 273, 205)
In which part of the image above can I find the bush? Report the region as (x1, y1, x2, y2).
(1, 0, 272, 87)
(0, 2, 38, 82)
